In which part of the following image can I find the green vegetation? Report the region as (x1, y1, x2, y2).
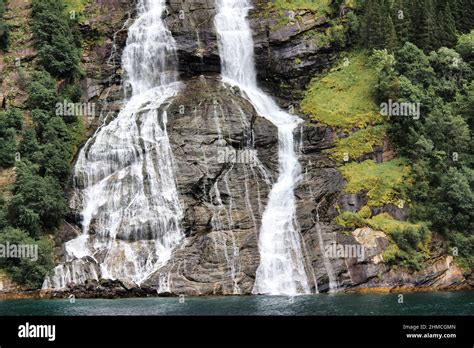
(359, 0, 472, 52)
(330, 125, 387, 162)
(0, 0, 87, 288)
(0, 227, 54, 288)
(63, 0, 89, 25)
(0, 69, 81, 285)
(269, 0, 331, 16)
(302, 48, 429, 270)
(0, 108, 23, 168)
(0, 127, 17, 168)
(302, 0, 473, 271)
(370, 213, 431, 270)
(0, 0, 8, 50)
(302, 52, 381, 130)
(340, 159, 410, 207)
(337, 210, 431, 270)
(63, 0, 88, 14)
(8, 163, 67, 236)
(360, 0, 397, 51)
(31, 0, 81, 78)
(371, 40, 473, 269)
(456, 30, 474, 68)
(27, 71, 59, 111)
(448, 232, 474, 271)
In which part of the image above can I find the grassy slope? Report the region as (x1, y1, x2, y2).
(302, 52, 382, 130)
(301, 50, 430, 268)
(301, 51, 406, 207)
(269, 0, 331, 15)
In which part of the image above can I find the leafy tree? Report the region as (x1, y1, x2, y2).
(0, 227, 54, 288)
(371, 49, 400, 103)
(429, 167, 474, 233)
(38, 36, 80, 78)
(27, 71, 58, 112)
(0, 193, 8, 230)
(0, 0, 9, 50)
(449, 231, 474, 270)
(18, 128, 42, 163)
(61, 83, 82, 104)
(406, 0, 437, 51)
(31, 0, 80, 78)
(0, 127, 16, 168)
(424, 107, 471, 161)
(454, 81, 474, 130)
(0, 108, 23, 130)
(375, 39, 474, 268)
(30, 109, 54, 140)
(429, 48, 472, 101)
(8, 162, 66, 236)
(36, 117, 73, 182)
(396, 43, 435, 87)
(456, 30, 474, 67)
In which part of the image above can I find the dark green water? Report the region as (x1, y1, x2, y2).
(0, 292, 472, 316)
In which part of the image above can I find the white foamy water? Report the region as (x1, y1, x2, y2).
(43, 0, 184, 289)
(215, 0, 311, 295)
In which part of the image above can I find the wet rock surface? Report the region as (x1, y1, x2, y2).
(39, 0, 470, 297)
(144, 76, 276, 295)
(249, 4, 338, 104)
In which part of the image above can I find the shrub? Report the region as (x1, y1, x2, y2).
(335, 211, 366, 229)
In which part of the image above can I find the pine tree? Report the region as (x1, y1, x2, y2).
(383, 0, 398, 51)
(455, 0, 474, 33)
(408, 0, 437, 51)
(435, 0, 457, 48)
(362, 0, 398, 50)
(393, 0, 411, 46)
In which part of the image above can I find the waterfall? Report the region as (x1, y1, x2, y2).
(43, 0, 184, 289)
(214, 0, 311, 295)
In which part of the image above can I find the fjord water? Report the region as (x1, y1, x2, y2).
(1, 292, 472, 316)
(43, 0, 184, 289)
(215, 0, 311, 295)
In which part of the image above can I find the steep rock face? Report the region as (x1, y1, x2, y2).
(144, 76, 277, 295)
(78, 0, 137, 135)
(346, 228, 467, 291)
(294, 123, 347, 292)
(57, 0, 138, 255)
(249, 5, 338, 103)
(42, 0, 469, 297)
(166, 0, 221, 77)
(165, 0, 338, 104)
(141, 77, 350, 295)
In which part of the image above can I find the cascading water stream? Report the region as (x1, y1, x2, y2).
(43, 0, 184, 289)
(215, 0, 312, 295)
